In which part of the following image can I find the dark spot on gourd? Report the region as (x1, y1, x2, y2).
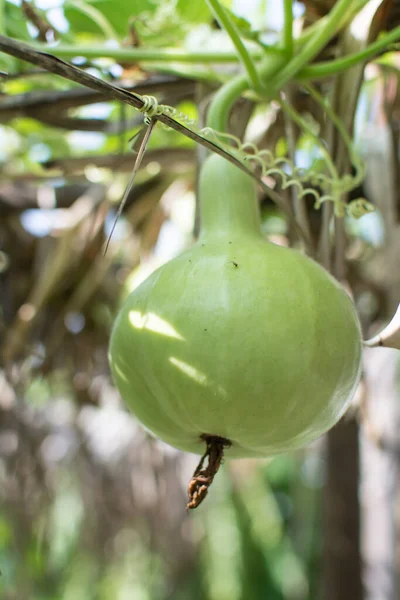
(204, 328, 207, 332)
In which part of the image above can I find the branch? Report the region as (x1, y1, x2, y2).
(36, 114, 141, 133)
(21, 0, 55, 42)
(2, 186, 104, 364)
(282, 86, 313, 250)
(0, 35, 312, 250)
(48, 146, 195, 172)
(0, 75, 195, 121)
(0, 176, 161, 213)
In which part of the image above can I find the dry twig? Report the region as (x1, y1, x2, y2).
(0, 35, 311, 250)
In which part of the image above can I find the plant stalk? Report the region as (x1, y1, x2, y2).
(32, 44, 266, 63)
(271, 0, 356, 90)
(297, 0, 370, 47)
(283, 85, 312, 248)
(278, 97, 338, 181)
(282, 0, 294, 58)
(299, 27, 400, 80)
(206, 53, 288, 131)
(205, 0, 262, 91)
(0, 0, 5, 36)
(30, 23, 400, 82)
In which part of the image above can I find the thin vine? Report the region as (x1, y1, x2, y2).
(135, 91, 374, 221)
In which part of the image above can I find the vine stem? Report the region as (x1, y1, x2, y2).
(283, 85, 312, 248)
(318, 90, 336, 272)
(271, 0, 356, 90)
(297, 0, 370, 47)
(0, 0, 4, 36)
(30, 44, 267, 63)
(30, 25, 400, 81)
(319, 202, 333, 271)
(334, 214, 346, 281)
(282, 0, 294, 58)
(205, 72, 248, 132)
(278, 96, 339, 182)
(299, 26, 400, 79)
(205, 0, 262, 91)
(303, 83, 362, 179)
(206, 53, 288, 131)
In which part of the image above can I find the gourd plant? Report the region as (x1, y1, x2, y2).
(1, 0, 399, 510)
(108, 0, 400, 509)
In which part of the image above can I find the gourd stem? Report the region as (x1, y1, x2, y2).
(206, 54, 288, 132)
(187, 435, 231, 510)
(203, 57, 288, 241)
(206, 73, 249, 132)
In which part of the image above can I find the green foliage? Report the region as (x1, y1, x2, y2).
(176, 0, 210, 23)
(5, 0, 31, 40)
(64, 0, 155, 39)
(222, 5, 263, 44)
(63, 0, 213, 45)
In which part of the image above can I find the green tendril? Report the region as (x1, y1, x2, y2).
(134, 94, 373, 219)
(138, 95, 195, 126)
(205, 0, 262, 92)
(347, 198, 375, 219)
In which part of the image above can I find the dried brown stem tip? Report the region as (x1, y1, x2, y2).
(186, 435, 231, 510)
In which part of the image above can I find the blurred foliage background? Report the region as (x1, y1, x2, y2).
(1, 1, 400, 599)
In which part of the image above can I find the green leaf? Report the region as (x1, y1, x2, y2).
(64, 0, 120, 40)
(5, 1, 32, 41)
(223, 6, 260, 42)
(64, 0, 155, 39)
(176, 0, 210, 23)
(0, 53, 15, 73)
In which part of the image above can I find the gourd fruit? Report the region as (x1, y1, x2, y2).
(109, 153, 362, 499)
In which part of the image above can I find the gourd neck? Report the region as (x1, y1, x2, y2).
(198, 154, 262, 241)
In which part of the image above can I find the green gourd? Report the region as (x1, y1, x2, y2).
(109, 153, 362, 463)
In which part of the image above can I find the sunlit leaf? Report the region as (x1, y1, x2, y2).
(176, 0, 210, 23)
(5, 1, 32, 41)
(64, 0, 155, 39)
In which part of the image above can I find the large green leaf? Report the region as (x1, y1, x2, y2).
(5, 1, 32, 41)
(176, 0, 210, 23)
(64, 0, 155, 39)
